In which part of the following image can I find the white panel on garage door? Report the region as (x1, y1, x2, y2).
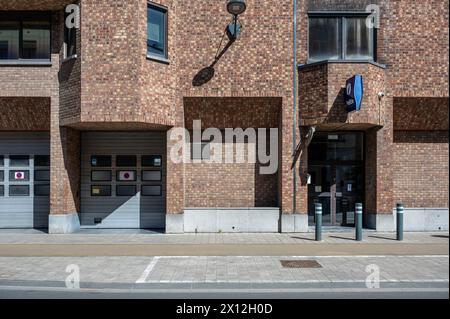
(80, 132, 166, 229)
(0, 132, 50, 229)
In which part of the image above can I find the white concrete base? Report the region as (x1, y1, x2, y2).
(365, 208, 449, 232)
(48, 213, 80, 234)
(183, 208, 280, 233)
(281, 214, 309, 233)
(165, 214, 184, 233)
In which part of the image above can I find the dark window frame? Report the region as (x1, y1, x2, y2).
(142, 170, 162, 182)
(141, 185, 162, 197)
(90, 185, 112, 197)
(91, 170, 112, 182)
(9, 184, 30, 197)
(0, 11, 52, 61)
(0, 185, 4, 196)
(34, 170, 50, 182)
(34, 155, 50, 167)
(142, 155, 163, 167)
(116, 155, 137, 168)
(90, 155, 112, 168)
(9, 155, 30, 167)
(308, 11, 377, 63)
(116, 170, 137, 182)
(147, 2, 168, 60)
(34, 184, 50, 197)
(116, 185, 137, 197)
(9, 170, 30, 182)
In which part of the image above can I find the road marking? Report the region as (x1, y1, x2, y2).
(135, 257, 160, 284)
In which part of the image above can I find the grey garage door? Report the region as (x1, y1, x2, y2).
(0, 132, 50, 228)
(80, 132, 166, 229)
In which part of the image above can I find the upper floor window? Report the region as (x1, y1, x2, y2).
(0, 12, 51, 61)
(147, 3, 168, 60)
(308, 13, 375, 62)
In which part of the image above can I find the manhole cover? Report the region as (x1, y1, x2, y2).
(280, 260, 322, 268)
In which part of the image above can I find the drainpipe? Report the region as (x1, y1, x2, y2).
(292, 0, 298, 214)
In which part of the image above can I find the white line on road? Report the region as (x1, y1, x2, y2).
(135, 257, 160, 284)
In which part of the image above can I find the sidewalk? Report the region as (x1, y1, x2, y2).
(0, 230, 447, 257)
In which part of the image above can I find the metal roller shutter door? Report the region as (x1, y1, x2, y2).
(80, 132, 166, 229)
(0, 132, 50, 228)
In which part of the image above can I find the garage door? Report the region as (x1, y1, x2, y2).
(80, 132, 166, 229)
(0, 132, 50, 228)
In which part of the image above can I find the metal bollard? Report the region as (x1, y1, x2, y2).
(355, 203, 363, 241)
(396, 203, 404, 241)
(315, 203, 322, 241)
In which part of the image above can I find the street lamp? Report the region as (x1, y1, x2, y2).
(226, 0, 247, 40)
(227, 0, 247, 15)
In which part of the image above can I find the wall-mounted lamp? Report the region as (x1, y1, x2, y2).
(226, 0, 247, 40)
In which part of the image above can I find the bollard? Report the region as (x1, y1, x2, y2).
(355, 203, 363, 241)
(396, 203, 404, 241)
(315, 203, 322, 241)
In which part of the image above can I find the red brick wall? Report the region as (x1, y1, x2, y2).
(393, 131, 449, 208)
(184, 97, 280, 208)
(0, 97, 50, 131)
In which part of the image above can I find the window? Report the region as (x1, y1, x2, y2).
(34, 155, 50, 167)
(142, 155, 162, 167)
(116, 185, 137, 197)
(91, 185, 111, 197)
(117, 170, 136, 182)
(91, 171, 112, 182)
(34, 170, 50, 181)
(9, 185, 30, 196)
(91, 156, 112, 167)
(34, 184, 50, 196)
(116, 156, 137, 167)
(64, 12, 76, 59)
(142, 185, 162, 196)
(0, 171, 3, 182)
(0, 12, 51, 61)
(9, 155, 29, 167)
(142, 170, 162, 182)
(0, 185, 3, 196)
(309, 14, 375, 62)
(0, 155, 4, 166)
(9, 170, 29, 181)
(147, 3, 168, 59)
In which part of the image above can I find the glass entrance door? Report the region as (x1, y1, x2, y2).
(308, 132, 365, 226)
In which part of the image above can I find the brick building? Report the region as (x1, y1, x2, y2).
(0, 0, 448, 233)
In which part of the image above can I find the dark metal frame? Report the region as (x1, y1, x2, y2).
(0, 11, 51, 61)
(146, 2, 169, 60)
(307, 11, 377, 63)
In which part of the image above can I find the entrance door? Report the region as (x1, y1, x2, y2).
(308, 132, 364, 226)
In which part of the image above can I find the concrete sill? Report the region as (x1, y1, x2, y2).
(0, 60, 52, 67)
(146, 54, 170, 65)
(299, 59, 386, 70)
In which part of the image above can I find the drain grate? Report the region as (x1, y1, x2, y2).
(280, 260, 322, 269)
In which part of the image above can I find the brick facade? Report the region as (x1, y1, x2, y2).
(0, 0, 448, 231)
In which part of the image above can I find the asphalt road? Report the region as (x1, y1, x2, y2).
(1, 285, 448, 299)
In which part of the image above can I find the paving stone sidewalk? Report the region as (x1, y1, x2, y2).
(0, 230, 447, 245)
(0, 255, 448, 288)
